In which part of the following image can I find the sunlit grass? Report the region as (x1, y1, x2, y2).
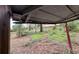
(48, 28, 67, 43)
(31, 32, 45, 41)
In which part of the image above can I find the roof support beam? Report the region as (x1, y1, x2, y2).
(14, 16, 79, 24)
(66, 5, 75, 14)
(25, 14, 32, 22)
(60, 13, 79, 23)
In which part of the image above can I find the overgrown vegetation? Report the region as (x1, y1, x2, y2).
(12, 20, 79, 44)
(68, 20, 79, 32)
(48, 26, 76, 44)
(48, 27, 67, 43)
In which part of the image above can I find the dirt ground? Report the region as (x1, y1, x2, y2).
(10, 32, 79, 54)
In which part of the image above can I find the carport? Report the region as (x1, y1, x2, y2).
(0, 5, 79, 54)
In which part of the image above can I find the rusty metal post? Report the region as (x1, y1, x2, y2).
(65, 23, 73, 53)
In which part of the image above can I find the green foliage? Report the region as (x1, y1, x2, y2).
(31, 25, 76, 44)
(48, 26, 76, 44)
(48, 27, 67, 43)
(68, 20, 79, 32)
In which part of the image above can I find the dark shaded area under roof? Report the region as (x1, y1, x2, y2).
(10, 5, 79, 24)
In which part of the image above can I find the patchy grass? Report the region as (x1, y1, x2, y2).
(31, 27, 76, 44)
(31, 32, 45, 41)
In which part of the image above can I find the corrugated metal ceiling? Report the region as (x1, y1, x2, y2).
(10, 5, 79, 24)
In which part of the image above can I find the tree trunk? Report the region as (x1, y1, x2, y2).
(40, 24, 43, 32)
(28, 24, 31, 31)
(35, 24, 37, 33)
